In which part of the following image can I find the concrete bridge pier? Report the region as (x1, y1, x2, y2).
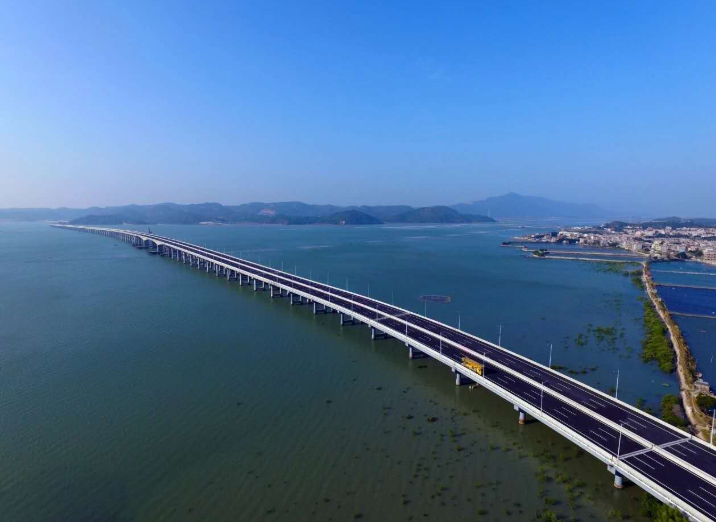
(614, 472, 624, 489)
(238, 274, 248, 286)
(408, 345, 426, 359)
(340, 313, 357, 326)
(289, 293, 302, 305)
(371, 327, 389, 340)
(313, 302, 328, 314)
(270, 285, 283, 298)
(608, 465, 626, 489)
(516, 407, 526, 425)
(452, 368, 469, 386)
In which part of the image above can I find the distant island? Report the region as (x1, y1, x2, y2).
(0, 192, 618, 225)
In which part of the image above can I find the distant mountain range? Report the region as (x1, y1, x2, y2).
(0, 203, 495, 226)
(450, 192, 607, 218)
(0, 192, 616, 225)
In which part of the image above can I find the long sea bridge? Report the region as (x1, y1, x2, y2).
(55, 224, 716, 521)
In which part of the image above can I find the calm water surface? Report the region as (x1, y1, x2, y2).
(652, 261, 716, 387)
(0, 222, 677, 521)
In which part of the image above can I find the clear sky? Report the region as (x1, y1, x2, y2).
(1, 1, 714, 216)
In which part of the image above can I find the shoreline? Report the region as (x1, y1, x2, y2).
(642, 262, 712, 439)
(527, 247, 713, 438)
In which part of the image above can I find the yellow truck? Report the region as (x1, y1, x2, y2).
(461, 356, 484, 376)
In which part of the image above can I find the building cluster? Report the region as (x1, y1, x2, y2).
(518, 225, 716, 265)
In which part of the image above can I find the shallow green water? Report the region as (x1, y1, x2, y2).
(0, 222, 675, 521)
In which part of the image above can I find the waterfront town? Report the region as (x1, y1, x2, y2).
(517, 221, 716, 265)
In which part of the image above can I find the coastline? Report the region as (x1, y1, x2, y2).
(525, 241, 714, 438)
(642, 262, 711, 438)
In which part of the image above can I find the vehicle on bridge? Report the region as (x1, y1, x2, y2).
(461, 356, 484, 376)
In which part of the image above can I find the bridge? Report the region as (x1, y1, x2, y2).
(55, 224, 716, 521)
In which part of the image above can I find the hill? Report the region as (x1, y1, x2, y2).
(386, 206, 494, 224)
(316, 210, 382, 225)
(70, 214, 148, 225)
(262, 210, 382, 225)
(452, 192, 607, 218)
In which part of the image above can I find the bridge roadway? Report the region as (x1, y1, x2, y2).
(56, 225, 716, 521)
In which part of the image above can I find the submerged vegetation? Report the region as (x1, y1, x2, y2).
(641, 494, 690, 522)
(592, 261, 645, 290)
(641, 301, 675, 373)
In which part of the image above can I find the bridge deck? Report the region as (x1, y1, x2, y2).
(54, 225, 716, 522)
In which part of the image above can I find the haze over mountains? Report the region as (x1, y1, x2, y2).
(0, 193, 612, 225)
(452, 192, 607, 219)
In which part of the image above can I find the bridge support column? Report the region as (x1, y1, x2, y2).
(409, 346, 426, 359)
(371, 327, 389, 340)
(518, 409, 526, 425)
(340, 313, 356, 325)
(608, 466, 626, 489)
(614, 471, 624, 489)
(313, 302, 327, 314)
(289, 293, 302, 305)
(452, 368, 469, 386)
(238, 274, 247, 286)
(270, 285, 282, 298)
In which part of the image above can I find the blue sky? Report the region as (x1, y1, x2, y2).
(1, 1, 714, 216)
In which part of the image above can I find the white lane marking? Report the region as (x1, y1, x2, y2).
(626, 416, 650, 429)
(559, 407, 577, 417)
(689, 490, 716, 510)
(589, 430, 608, 442)
(699, 486, 716, 500)
(680, 444, 699, 456)
(553, 409, 570, 420)
(670, 447, 689, 458)
(524, 391, 540, 402)
(631, 455, 656, 471)
(642, 453, 666, 468)
(598, 427, 617, 439)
